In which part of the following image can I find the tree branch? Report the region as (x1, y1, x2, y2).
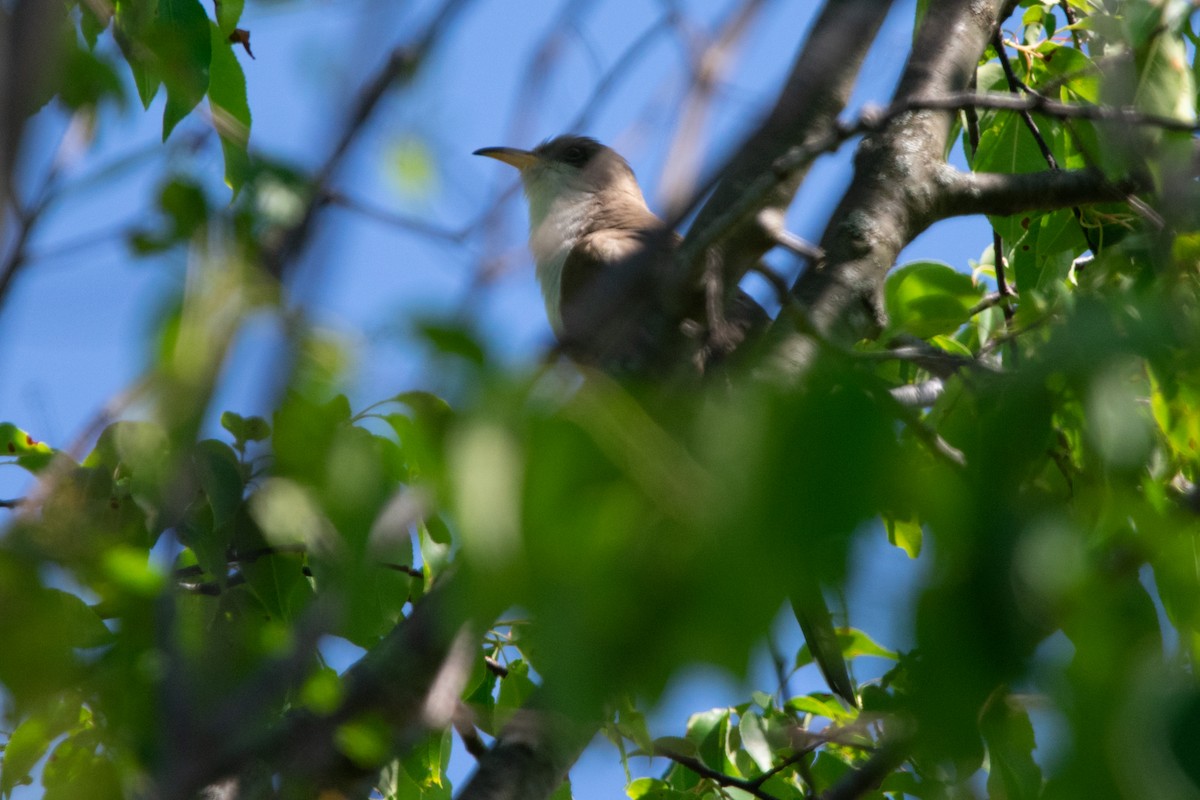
(456, 704, 596, 800)
(674, 0, 894, 305)
(788, 0, 1015, 349)
(937, 166, 1144, 218)
(653, 747, 785, 800)
(161, 577, 484, 799)
(261, 0, 473, 280)
(818, 737, 910, 800)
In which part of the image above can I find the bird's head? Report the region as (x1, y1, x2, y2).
(473, 135, 649, 237)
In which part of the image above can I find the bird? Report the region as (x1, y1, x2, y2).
(474, 135, 857, 706)
(473, 135, 766, 373)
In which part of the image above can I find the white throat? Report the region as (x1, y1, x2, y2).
(526, 184, 598, 332)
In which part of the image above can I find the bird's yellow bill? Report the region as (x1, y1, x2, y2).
(473, 146, 539, 170)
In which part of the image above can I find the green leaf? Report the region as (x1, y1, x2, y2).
(884, 261, 981, 339)
(1132, 23, 1195, 122)
(495, 660, 537, 730)
(194, 439, 244, 528)
(113, 0, 162, 108)
(980, 692, 1042, 800)
(626, 778, 690, 800)
(154, 0, 212, 140)
(784, 695, 846, 720)
(79, 4, 112, 49)
(1040, 43, 1100, 103)
(103, 546, 167, 596)
(738, 710, 774, 773)
(685, 708, 731, 772)
(209, 22, 252, 194)
(334, 715, 392, 768)
(221, 411, 269, 445)
(42, 732, 121, 800)
(0, 700, 82, 797)
(215, 0, 244, 33)
(650, 736, 697, 758)
(417, 322, 486, 366)
(0, 422, 55, 473)
(60, 44, 127, 111)
(973, 106, 1047, 176)
(401, 729, 452, 794)
(885, 515, 923, 558)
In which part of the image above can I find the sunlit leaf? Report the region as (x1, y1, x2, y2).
(885, 261, 982, 338)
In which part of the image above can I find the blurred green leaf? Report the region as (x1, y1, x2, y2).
(885, 515, 923, 558)
(334, 715, 392, 768)
(41, 731, 121, 800)
(0, 698, 82, 796)
(208, 22, 252, 193)
(885, 261, 981, 339)
(154, 0, 212, 139)
(980, 691, 1041, 800)
(215, 0, 244, 33)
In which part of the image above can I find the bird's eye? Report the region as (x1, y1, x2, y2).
(563, 145, 587, 166)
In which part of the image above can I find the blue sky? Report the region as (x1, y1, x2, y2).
(2, 0, 994, 795)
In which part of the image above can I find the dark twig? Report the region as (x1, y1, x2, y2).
(0, 179, 54, 309)
(658, 0, 770, 209)
(968, 291, 1008, 317)
(261, 0, 473, 279)
(991, 30, 1100, 258)
(323, 190, 470, 243)
(654, 746, 784, 800)
(992, 31, 1058, 169)
(817, 737, 909, 800)
(963, 74, 1016, 327)
(1058, 0, 1086, 51)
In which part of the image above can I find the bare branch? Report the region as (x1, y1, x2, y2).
(675, 0, 894, 304)
(261, 0, 474, 280)
(937, 166, 1143, 218)
(657, 0, 771, 210)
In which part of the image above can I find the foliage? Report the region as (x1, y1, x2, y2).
(2, 1, 1200, 799)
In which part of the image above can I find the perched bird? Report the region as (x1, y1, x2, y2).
(474, 135, 765, 373)
(475, 134, 857, 706)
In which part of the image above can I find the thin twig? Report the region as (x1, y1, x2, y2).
(323, 190, 470, 243)
(654, 746, 784, 800)
(262, 0, 474, 279)
(992, 29, 1101, 260)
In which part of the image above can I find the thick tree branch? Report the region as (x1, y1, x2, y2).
(789, 0, 1013, 347)
(162, 578, 484, 799)
(456, 705, 596, 800)
(819, 737, 910, 800)
(674, 0, 894, 305)
(936, 166, 1144, 218)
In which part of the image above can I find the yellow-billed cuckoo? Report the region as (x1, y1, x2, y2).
(474, 135, 766, 372)
(474, 135, 856, 705)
